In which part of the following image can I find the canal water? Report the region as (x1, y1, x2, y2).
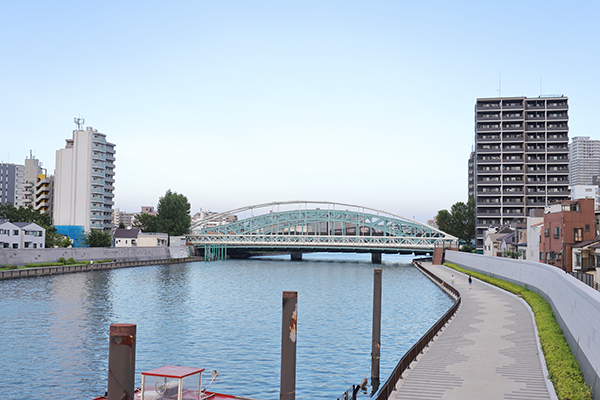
(0, 253, 453, 400)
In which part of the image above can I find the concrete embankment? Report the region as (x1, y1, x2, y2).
(0, 246, 201, 280)
(446, 250, 600, 400)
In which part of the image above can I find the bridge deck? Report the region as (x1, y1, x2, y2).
(388, 263, 555, 400)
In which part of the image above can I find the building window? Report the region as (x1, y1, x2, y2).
(12, 243, 18, 249)
(540, 252, 544, 261)
(585, 224, 590, 232)
(13, 230, 18, 235)
(554, 227, 560, 239)
(574, 228, 584, 242)
(544, 228, 549, 237)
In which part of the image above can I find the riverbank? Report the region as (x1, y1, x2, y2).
(0, 256, 203, 280)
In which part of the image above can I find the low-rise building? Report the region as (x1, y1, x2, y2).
(113, 228, 168, 247)
(0, 220, 45, 249)
(540, 198, 596, 271)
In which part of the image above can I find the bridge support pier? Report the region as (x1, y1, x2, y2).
(371, 253, 382, 264)
(290, 252, 303, 261)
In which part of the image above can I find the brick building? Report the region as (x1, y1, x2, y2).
(540, 198, 595, 271)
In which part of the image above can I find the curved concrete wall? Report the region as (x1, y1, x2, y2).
(446, 250, 600, 399)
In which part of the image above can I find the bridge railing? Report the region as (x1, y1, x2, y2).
(188, 234, 456, 250)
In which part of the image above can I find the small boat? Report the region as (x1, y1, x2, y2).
(94, 365, 254, 400)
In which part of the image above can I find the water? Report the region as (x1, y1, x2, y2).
(0, 253, 453, 399)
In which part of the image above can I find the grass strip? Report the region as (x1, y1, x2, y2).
(444, 262, 592, 400)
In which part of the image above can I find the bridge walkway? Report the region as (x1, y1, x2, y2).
(388, 262, 556, 400)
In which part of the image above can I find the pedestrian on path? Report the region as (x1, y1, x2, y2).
(468, 275, 472, 289)
(451, 275, 455, 286)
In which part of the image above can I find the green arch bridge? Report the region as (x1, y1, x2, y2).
(187, 201, 458, 262)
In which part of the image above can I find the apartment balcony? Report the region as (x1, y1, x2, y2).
(547, 100, 568, 109)
(547, 156, 569, 163)
(106, 154, 115, 162)
(477, 101, 501, 110)
(477, 134, 501, 142)
(503, 199, 524, 206)
(547, 166, 568, 172)
(502, 145, 523, 152)
(477, 124, 501, 131)
(477, 146, 501, 153)
(526, 178, 546, 184)
(526, 145, 545, 152)
(526, 123, 545, 131)
(547, 134, 568, 142)
(90, 212, 104, 220)
(477, 188, 501, 194)
(91, 187, 104, 194)
(525, 134, 545, 141)
(525, 112, 545, 120)
(547, 112, 568, 120)
(105, 162, 115, 169)
(477, 167, 501, 174)
(502, 123, 524, 130)
(503, 188, 524, 195)
(477, 198, 501, 205)
(477, 178, 501, 184)
(547, 123, 568, 130)
(478, 210, 501, 217)
(503, 167, 523, 174)
(92, 135, 107, 145)
(503, 210, 524, 217)
(503, 133, 524, 140)
(501, 100, 523, 109)
(547, 145, 568, 152)
(104, 191, 114, 198)
(477, 156, 501, 164)
(525, 101, 545, 109)
(92, 160, 105, 168)
(477, 113, 501, 120)
(104, 199, 114, 206)
(502, 157, 524, 163)
(503, 178, 524, 185)
(502, 112, 523, 120)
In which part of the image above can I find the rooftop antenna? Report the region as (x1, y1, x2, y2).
(74, 117, 85, 130)
(497, 72, 502, 98)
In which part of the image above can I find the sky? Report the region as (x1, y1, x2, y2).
(1, 1, 599, 222)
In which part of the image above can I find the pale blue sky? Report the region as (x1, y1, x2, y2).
(1, 1, 599, 222)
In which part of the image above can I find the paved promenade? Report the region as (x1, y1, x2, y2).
(389, 262, 556, 400)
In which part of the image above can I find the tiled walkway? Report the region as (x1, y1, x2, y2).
(388, 263, 555, 400)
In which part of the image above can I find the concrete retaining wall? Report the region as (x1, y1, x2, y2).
(446, 250, 600, 399)
(0, 246, 193, 266)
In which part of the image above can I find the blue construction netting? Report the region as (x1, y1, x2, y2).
(55, 225, 86, 247)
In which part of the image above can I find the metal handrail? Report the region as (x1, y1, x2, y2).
(372, 260, 461, 400)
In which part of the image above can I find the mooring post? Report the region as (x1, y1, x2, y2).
(108, 323, 136, 400)
(280, 291, 298, 400)
(371, 269, 382, 385)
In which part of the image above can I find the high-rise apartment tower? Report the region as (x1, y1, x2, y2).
(474, 96, 569, 250)
(53, 126, 116, 238)
(569, 136, 600, 186)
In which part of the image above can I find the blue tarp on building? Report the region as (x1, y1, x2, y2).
(55, 225, 86, 247)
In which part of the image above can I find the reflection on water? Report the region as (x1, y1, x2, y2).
(0, 254, 453, 399)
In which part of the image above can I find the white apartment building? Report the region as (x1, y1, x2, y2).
(54, 126, 116, 233)
(569, 136, 600, 185)
(0, 220, 45, 249)
(571, 185, 600, 210)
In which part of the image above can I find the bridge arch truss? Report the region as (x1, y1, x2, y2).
(188, 201, 457, 254)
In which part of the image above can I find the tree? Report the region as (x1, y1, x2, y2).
(435, 197, 475, 245)
(0, 204, 68, 248)
(156, 189, 191, 237)
(118, 222, 126, 229)
(132, 213, 158, 232)
(83, 229, 112, 247)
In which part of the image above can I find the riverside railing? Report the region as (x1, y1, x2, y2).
(373, 259, 461, 400)
(0, 257, 202, 280)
